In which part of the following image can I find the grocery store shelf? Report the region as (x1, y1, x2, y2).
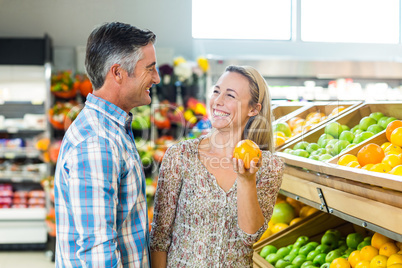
(0, 147, 41, 159)
(0, 171, 45, 183)
(0, 208, 47, 244)
(279, 165, 402, 242)
(0, 208, 46, 220)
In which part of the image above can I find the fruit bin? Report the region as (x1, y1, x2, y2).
(272, 102, 311, 122)
(275, 101, 361, 150)
(253, 212, 371, 268)
(278, 102, 402, 172)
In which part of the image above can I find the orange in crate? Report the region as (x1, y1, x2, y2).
(357, 143, 385, 167)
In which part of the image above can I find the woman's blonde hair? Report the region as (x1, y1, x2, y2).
(225, 65, 274, 152)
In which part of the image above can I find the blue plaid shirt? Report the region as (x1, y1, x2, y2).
(54, 94, 150, 267)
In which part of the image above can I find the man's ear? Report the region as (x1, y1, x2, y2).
(248, 103, 262, 117)
(111, 64, 122, 82)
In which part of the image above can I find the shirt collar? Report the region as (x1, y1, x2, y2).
(85, 93, 132, 128)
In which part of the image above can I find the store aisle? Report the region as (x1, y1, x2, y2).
(0, 251, 54, 268)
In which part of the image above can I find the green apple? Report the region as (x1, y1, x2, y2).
(339, 131, 355, 143)
(266, 253, 281, 265)
(325, 122, 343, 138)
(360, 131, 375, 142)
(336, 140, 350, 153)
(306, 143, 319, 153)
(294, 141, 310, 150)
(378, 116, 390, 129)
(292, 149, 310, 158)
(315, 244, 331, 254)
(369, 112, 384, 122)
(309, 155, 320, 161)
(346, 233, 364, 250)
(354, 129, 363, 135)
(319, 154, 333, 161)
(341, 125, 350, 131)
(359, 116, 377, 131)
(284, 253, 298, 262)
(318, 133, 335, 142)
(313, 253, 328, 266)
(284, 148, 293, 154)
(277, 247, 291, 258)
(384, 117, 397, 128)
(306, 250, 320, 261)
(325, 250, 343, 263)
(366, 124, 384, 134)
(351, 125, 360, 133)
(292, 255, 307, 267)
(353, 131, 374, 144)
(260, 245, 278, 258)
(276, 259, 292, 268)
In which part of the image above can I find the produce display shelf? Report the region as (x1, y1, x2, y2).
(0, 171, 44, 183)
(272, 102, 311, 122)
(275, 101, 362, 150)
(279, 165, 402, 241)
(0, 147, 41, 159)
(253, 212, 364, 268)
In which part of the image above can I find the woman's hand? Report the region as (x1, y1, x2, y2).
(232, 157, 261, 182)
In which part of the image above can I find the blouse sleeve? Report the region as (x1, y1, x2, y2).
(237, 152, 284, 245)
(150, 143, 184, 252)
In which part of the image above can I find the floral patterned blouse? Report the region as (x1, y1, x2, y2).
(150, 136, 284, 267)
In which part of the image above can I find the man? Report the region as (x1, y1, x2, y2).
(54, 22, 160, 267)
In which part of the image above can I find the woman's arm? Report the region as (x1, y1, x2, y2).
(235, 158, 265, 234)
(234, 153, 284, 244)
(151, 251, 167, 268)
(150, 144, 184, 267)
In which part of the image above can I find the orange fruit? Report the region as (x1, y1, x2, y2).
(387, 254, 402, 266)
(386, 120, 402, 142)
(389, 165, 402, 175)
(382, 154, 402, 168)
(388, 264, 402, 268)
(289, 217, 303, 225)
(275, 136, 287, 147)
(390, 128, 402, 147)
(396, 242, 402, 250)
(299, 206, 312, 218)
(369, 255, 388, 268)
(355, 260, 371, 268)
(286, 197, 303, 215)
(349, 250, 363, 268)
(233, 139, 261, 169)
(338, 154, 359, 166)
(360, 245, 379, 261)
(330, 258, 351, 268)
(305, 207, 319, 216)
(381, 142, 392, 151)
(384, 144, 402, 155)
(379, 242, 399, 257)
(271, 223, 289, 233)
(347, 161, 361, 168)
(258, 228, 272, 242)
(361, 164, 374, 171)
(275, 131, 286, 138)
(357, 144, 385, 167)
(288, 117, 303, 130)
(372, 232, 395, 250)
(370, 163, 392, 173)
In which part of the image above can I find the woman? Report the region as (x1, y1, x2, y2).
(150, 65, 284, 267)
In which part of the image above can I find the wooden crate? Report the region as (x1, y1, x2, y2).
(272, 103, 311, 122)
(279, 102, 402, 156)
(253, 212, 370, 268)
(277, 102, 402, 191)
(276, 101, 361, 149)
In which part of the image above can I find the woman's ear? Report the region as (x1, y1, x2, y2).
(248, 103, 262, 117)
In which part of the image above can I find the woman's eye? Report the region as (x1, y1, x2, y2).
(213, 90, 220, 94)
(227, 94, 235, 98)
